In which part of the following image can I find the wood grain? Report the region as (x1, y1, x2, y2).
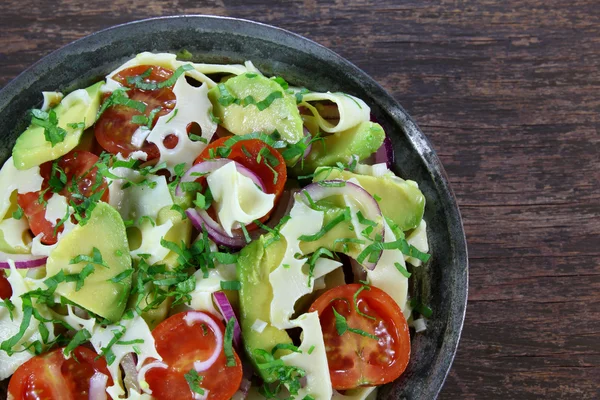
(1, 0, 599, 399)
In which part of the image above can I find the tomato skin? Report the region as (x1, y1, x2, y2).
(16, 151, 107, 245)
(8, 346, 112, 400)
(195, 137, 287, 205)
(309, 284, 410, 390)
(94, 65, 177, 158)
(146, 311, 243, 400)
(0, 270, 12, 299)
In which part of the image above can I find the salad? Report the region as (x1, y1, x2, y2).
(0, 52, 431, 400)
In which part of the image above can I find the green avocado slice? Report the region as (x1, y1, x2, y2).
(45, 202, 132, 323)
(13, 81, 104, 170)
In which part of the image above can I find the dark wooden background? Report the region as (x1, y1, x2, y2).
(1, 1, 598, 399)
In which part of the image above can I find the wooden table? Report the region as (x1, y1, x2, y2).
(1, 1, 598, 399)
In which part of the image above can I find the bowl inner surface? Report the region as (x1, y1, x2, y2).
(0, 15, 468, 400)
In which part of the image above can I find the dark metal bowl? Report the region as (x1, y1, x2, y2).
(0, 15, 467, 400)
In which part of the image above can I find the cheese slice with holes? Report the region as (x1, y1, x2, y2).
(280, 312, 333, 399)
(89, 314, 161, 400)
(0, 157, 44, 221)
(207, 162, 275, 237)
(146, 75, 218, 171)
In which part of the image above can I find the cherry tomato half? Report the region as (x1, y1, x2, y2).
(309, 284, 410, 390)
(195, 137, 287, 205)
(146, 311, 243, 400)
(94, 65, 177, 158)
(8, 346, 112, 400)
(17, 151, 107, 245)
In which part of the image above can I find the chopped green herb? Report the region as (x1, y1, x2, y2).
(220, 280, 241, 291)
(166, 108, 178, 123)
(307, 345, 315, 355)
(353, 285, 376, 321)
(254, 91, 283, 111)
(271, 343, 301, 355)
(97, 88, 146, 119)
(63, 328, 91, 357)
(127, 64, 194, 91)
(109, 269, 134, 284)
(332, 307, 378, 340)
(240, 223, 251, 243)
(295, 88, 310, 104)
(189, 134, 207, 143)
(224, 318, 237, 367)
(394, 262, 411, 278)
(184, 369, 205, 396)
(298, 207, 351, 242)
(410, 299, 433, 318)
(317, 180, 345, 188)
(307, 247, 334, 287)
(12, 205, 24, 220)
(272, 76, 289, 90)
(176, 49, 194, 60)
(116, 339, 145, 346)
(31, 109, 67, 147)
(209, 109, 221, 124)
(170, 204, 188, 220)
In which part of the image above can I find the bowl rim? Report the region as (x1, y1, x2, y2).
(0, 14, 468, 399)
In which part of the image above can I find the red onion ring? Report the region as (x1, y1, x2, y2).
(186, 208, 249, 248)
(302, 127, 312, 159)
(137, 361, 168, 394)
(175, 159, 266, 197)
(265, 188, 297, 230)
(299, 180, 383, 270)
(374, 134, 394, 168)
(213, 291, 242, 350)
(232, 378, 252, 400)
(0, 253, 47, 269)
(88, 371, 108, 400)
(183, 311, 224, 373)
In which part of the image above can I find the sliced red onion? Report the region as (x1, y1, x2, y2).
(184, 311, 224, 373)
(299, 180, 383, 270)
(374, 134, 394, 168)
(176, 159, 266, 197)
(213, 291, 242, 350)
(231, 378, 252, 400)
(137, 361, 168, 394)
(121, 353, 140, 395)
(265, 188, 297, 230)
(0, 253, 47, 269)
(302, 127, 312, 159)
(186, 208, 249, 249)
(88, 371, 108, 400)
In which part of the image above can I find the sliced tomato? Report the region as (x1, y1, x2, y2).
(94, 65, 177, 158)
(195, 137, 287, 204)
(309, 283, 410, 390)
(145, 311, 242, 400)
(0, 270, 12, 299)
(17, 151, 108, 245)
(8, 346, 112, 400)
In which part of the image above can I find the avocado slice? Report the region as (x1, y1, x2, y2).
(314, 168, 425, 231)
(13, 81, 104, 170)
(208, 73, 303, 144)
(295, 121, 385, 174)
(237, 234, 294, 380)
(45, 202, 132, 322)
